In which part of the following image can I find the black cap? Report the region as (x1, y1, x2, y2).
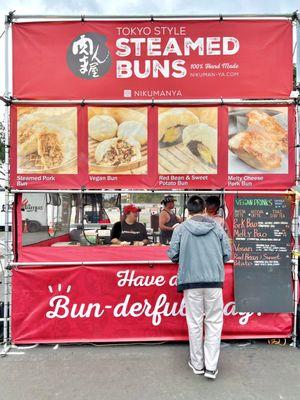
(161, 195, 176, 205)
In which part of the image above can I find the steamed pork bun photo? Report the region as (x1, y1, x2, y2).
(17, 107, 78, 174)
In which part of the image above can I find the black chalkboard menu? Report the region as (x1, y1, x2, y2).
(233, 196, 293, 313)
(234, 196, 291, 268)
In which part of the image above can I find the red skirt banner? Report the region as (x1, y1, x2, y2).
(11, 263, 292, 344)
(12, 20, 292, 100)
(10, 105, 295, 190)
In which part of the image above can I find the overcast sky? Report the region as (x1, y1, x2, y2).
(0, 0, 298, 117)
(0, 0, 298, 16)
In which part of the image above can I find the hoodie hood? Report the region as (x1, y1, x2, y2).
(183, 215, 216, 236)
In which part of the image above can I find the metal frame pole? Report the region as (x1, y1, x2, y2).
(292, 196, 299, 347)
(292, 102, 300, 347)
(8, 14, 295, 22)
(9, 189, 294, 195)
(9, 99, 295, 105)
(1, 15, 12, 357)
(291, 14, 300, 348)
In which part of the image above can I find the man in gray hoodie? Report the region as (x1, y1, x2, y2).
(167, 195, 231, 380)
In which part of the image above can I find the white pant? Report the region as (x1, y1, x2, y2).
(184, 288, 223, 371)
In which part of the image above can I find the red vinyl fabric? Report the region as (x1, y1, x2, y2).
(11, 263, 292, 344)
(13, 20, 292, 100)
(10, 105, 296, 191)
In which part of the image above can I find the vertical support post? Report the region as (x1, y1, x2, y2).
(292, 101, 300, 347)
(297, 12, 300, 89)
(292, 196, 299, 347)
(292, 14, 300, 347)
(1, 14, 12, 356)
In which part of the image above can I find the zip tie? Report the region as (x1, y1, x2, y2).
(81, 15, 85, 23)
(5, 10, 16, 24)
(219, 14, 223, 22)
(292, 10, 299, 21)
(0, 96, 11, 106)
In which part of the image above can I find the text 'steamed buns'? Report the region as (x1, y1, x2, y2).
(183, 123, 217, 169)
(159, 108, 199, 145)
(89, 115, 118, 142)
(117, 121, 147, 145)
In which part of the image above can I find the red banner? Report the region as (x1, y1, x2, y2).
(12, 264, 292, 344)
(10, 105, 295, 190)
(225, 105, 296, 190)
(13, 20, 292, 100)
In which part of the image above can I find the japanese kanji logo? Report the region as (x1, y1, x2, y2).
(67, 32, 112, 79)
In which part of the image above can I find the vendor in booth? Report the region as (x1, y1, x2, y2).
(110, 204, 149, 246)
(205, 196, 231, 237)
(159, 195, 182, 244)
(205, 196, 225, 227)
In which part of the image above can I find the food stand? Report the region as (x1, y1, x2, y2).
(1, 13, 299, 352)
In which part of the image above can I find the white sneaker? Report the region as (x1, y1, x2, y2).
(188, 361, 205, 375)
(204, 369, 218, 380)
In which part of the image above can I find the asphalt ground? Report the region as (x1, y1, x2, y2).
(1, 341, 300, 400)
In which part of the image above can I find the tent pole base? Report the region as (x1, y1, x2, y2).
(1, 343, 12, 357)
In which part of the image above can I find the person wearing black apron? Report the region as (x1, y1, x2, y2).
(110, 204, 149, 246)
(159, 195, 182, 244)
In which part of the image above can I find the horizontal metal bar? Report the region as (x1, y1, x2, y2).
(12, 260, 172, 266)
(11, 99, 295, 105)
(11, 260, 233, 266)
(10, 189, 295, 194)
(9, 14, 294, 22)
(12, 99, 152, 105)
